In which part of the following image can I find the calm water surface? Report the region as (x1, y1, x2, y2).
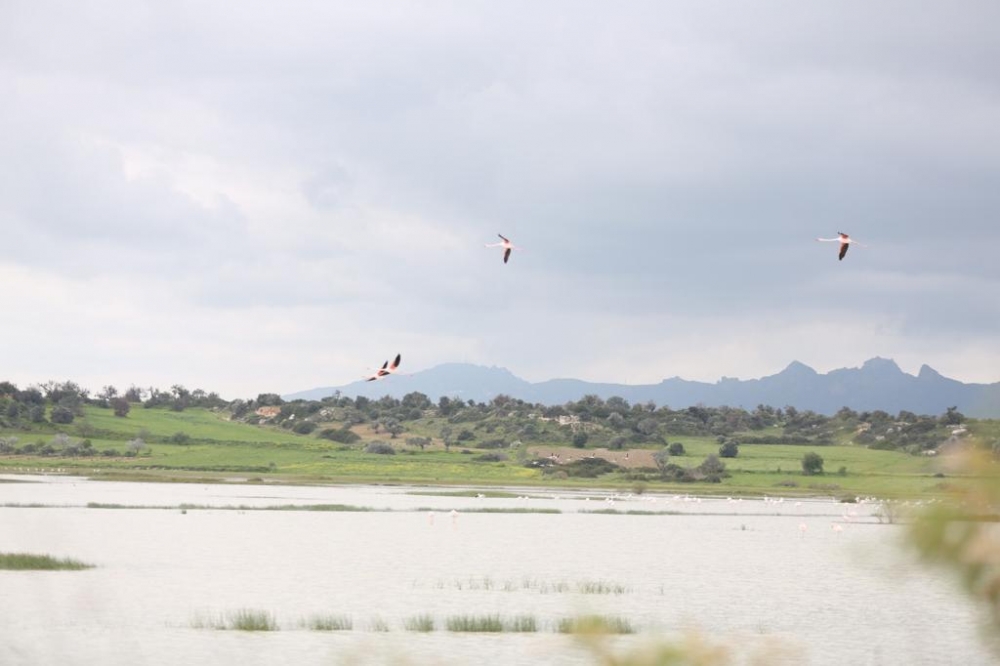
(0, 475, 992, 665)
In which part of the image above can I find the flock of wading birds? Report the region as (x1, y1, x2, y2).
(364, 231, 862, 382)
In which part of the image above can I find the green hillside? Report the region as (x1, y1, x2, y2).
(1, 383, 995, 498)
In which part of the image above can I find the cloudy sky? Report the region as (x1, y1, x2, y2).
(2, 1, 998, 398)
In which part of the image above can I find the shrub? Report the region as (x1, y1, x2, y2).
(125, 438, 147, 457)
(719, 440, 739, 458)
(474, 452, 508, 462)
(802, 451, 825, 475)
(50, 406, 74, 424)
(406, 436, 431, 450)
(318, 428, 360, 444)
(551, 457, 620, 478)
(170, 432, 191, 445)
(292, 421, 318, 435)
(700, 454, 726, 475)
(111, 398, 130, 417)
(668, 442, 686, 456)
(365, 442, 395, 455)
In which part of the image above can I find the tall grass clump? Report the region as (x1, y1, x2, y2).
(556, 615, 635, 635)
(368, 616, 390, 632)
(189, 613, 227, 630)
(0, 553, 94, 570)
(445, 614, 504, 632)
(577, 580, 629, 595)
(404, 614, 435, 632)
(505, 615, 539, 632)
(305, 614, 352, 631)
(227, 609, 278, 631)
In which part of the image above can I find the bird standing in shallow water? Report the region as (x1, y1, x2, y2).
(817, 232, 864, 261)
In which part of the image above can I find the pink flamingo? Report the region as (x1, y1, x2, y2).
(817, 232, 865, 261)
(484, 234, 521, 264)
(365, 353, 401, 382)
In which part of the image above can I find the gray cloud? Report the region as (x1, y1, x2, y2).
(0, 1, 997, 395)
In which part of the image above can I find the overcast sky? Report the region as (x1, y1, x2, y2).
(2, 1, 998, 398)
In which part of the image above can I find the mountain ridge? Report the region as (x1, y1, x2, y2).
(284, 358, 1000, 417)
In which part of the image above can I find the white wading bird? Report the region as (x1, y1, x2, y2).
(365, 353, 402, 382)
(817, 232, 864, 261)
(485, 234, 520, 264)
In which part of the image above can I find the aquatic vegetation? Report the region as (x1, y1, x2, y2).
(367, 616, 390, 632)
(505, 615, 539, 632)
(189, 609, 278, 631)
(0, 553, 94, 570)
(304, 613, 352, 631)
(403, 614, 435, 632)
(227, 609, 279, 631)
(556, 615, 635, 634)
(445, 614, 504, 632)
(576, 580, 629, 595)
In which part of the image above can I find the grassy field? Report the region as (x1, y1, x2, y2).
(0, 405, 992, 498)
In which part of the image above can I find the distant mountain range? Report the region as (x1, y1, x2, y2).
(284, 358, 1000, 418)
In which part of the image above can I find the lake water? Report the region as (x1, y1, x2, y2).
(0, 475, 994, 665)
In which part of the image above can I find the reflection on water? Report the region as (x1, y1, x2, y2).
(0, 476, 991, 665)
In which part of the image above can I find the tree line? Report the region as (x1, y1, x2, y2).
(0, 380, 978, 459)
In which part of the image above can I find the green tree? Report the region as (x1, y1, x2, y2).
(50, 406, 75, 424)
(406, 436, 431, 450)
(718, 440, 739, 458)
(439, 425, 454, 451)
(293, 421, 317, 435)
(652, 448, 670, 477)
(126, 438, 148, 457)
(402, 392, 432, 411)
(668, 442, 686, 456)
(365, 441, 395, 455)
(636, 418, 659, 437)
(802, 451, 824, 475)
(940, 406, 964, 426)
(699, 454, 726, 478)
(111, 397, 131, 418)
(381, 418, 404, 439)
(318, 428, 360, 444)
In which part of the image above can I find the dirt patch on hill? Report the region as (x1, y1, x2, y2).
(527, 446, 656, 470)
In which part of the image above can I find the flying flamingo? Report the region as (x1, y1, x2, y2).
(365, 353, 402, 382)
(817, 232, 864, 261)
(484, 234, 520, 264)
